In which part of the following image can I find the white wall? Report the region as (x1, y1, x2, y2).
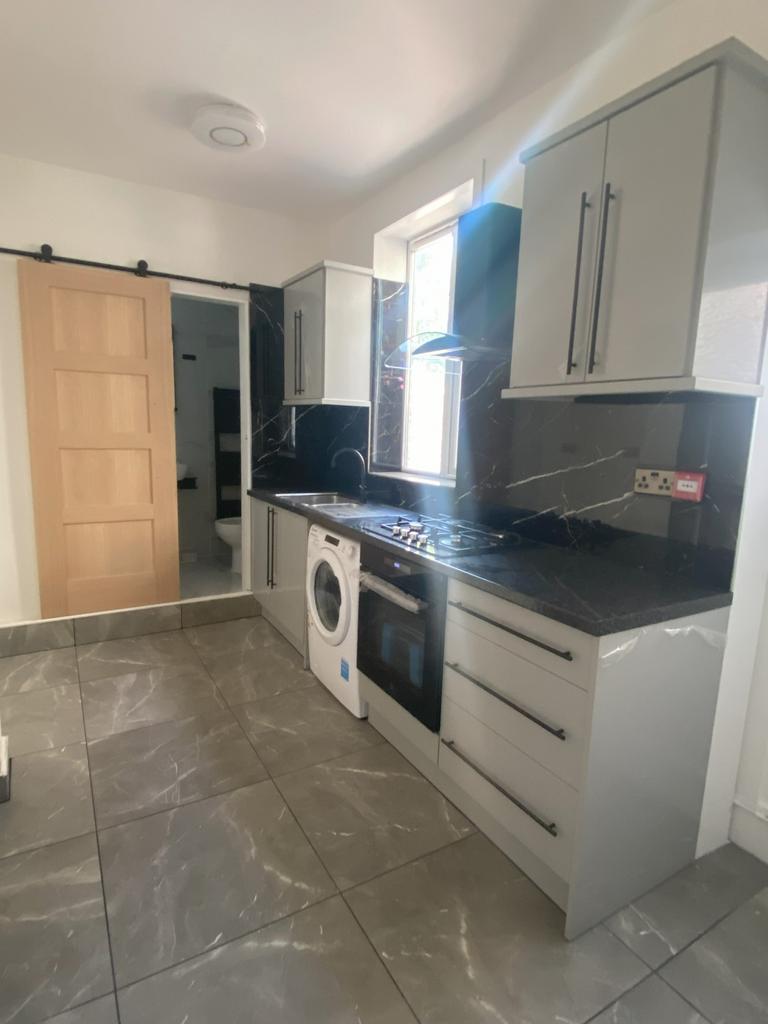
(324, 0, 768, 862)
(328, 0, 768, 267)
(0, 152, 324, 624)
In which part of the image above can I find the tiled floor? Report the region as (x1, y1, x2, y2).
(1, 605, 768, 1024)
(179, 558, 243, 599)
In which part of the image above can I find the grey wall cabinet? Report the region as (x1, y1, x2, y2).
(508, 124, 607, 388)
(250, 497, 308, 657)
(282, 261, 373, 406)
(505, 42, 768, 399)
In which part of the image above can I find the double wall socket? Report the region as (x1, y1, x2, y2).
(635, 468, 674, 495)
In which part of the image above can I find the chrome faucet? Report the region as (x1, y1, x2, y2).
(330, 447, 368, 502)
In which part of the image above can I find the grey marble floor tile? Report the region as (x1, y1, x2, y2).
(46, 995, 119, 1024)
(0, 618, 74, 658)
(0, 743, 94, 859)
(81, 662, 226, 739)
(181, 594, 261, 628)
(74, 604, 181, 645)
(100, 780, 335, 986)
(77, 630, 201, 683)
(234, 685, 384, 776)
(277, 743, 473, 888)
(185, 615, 313, 706)
(0, 647, 78, 697)
(184, 615, 278, 661)
(346, 833, 648, 1024)
(118, 896, 416, 1024)
(591, 975, 708, 1023)
(209, 642, 315, 707)
(0, 834, 112, 1024)
(0, 683, 84, 756)
(605, 842, 768, 968)
(89, 710, 268, 828)
(661, 886, 768, 1024)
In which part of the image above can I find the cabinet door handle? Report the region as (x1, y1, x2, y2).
(292, 312, 299, 396)
(566, 191, 591, 376)
(269, 508, 277, 588)
(266, 507, 274, 588)
(445, 662, 566, 740)
(296, 310, 304, 395)
(441, 739, 558, 837)
(448, 601, 573, 662)
(587, 181, 615, 375)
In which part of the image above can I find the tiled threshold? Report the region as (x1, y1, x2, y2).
(0, 593, 261, 656)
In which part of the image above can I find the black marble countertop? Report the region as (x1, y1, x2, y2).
(248, 487, 732, 636)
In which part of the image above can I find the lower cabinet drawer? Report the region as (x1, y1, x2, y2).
(439, 699, 577, 881)
(447, 579, 595, 690)
(444, 623, 587, 787)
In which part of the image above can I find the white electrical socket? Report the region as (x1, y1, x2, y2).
(634, 468, 674, 495)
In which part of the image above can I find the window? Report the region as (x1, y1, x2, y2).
(371, 221, 460, 481)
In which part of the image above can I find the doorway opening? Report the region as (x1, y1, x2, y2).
(171, 296, 245, 599)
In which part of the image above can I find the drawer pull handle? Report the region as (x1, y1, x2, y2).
(445, 662, 566, 740)
(448, 601, 574, 662)
(441, 739, 558, 837)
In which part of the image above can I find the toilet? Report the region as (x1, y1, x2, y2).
(214, 516, 242, 573)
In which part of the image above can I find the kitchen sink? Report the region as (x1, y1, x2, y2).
(275, 492, 363, 508)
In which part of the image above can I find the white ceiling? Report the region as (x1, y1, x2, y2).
(0, 0, 673, 219)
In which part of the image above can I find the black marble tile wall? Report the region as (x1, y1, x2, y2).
(455, 358, 755, 588)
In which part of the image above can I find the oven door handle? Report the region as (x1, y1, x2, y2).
(359, 572, 427, 615)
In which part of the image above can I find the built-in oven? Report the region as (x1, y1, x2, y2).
(356, 543, 447, 732)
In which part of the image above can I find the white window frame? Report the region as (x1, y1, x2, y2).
(401, 220, 460, 481)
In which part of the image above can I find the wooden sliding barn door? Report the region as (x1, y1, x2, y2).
(18, 261, 179, 618)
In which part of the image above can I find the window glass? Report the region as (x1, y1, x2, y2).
(370, 219, 460, 481)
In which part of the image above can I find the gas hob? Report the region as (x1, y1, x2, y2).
(360, 513, 511, 559)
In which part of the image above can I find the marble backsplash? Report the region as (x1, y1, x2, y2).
(455, 359, 755, 587)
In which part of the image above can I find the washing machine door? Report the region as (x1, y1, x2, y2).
(307, 547, 351, 647)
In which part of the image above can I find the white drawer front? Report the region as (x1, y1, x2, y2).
(447, 579, 595, 689)
(439, 699, 576, 881)
(443, 623, 587, 787)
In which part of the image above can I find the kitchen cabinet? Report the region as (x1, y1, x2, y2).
(505, 42, 768, 398)
(282, 261, 373, 406)
(364, 573, 730, 939)
(507, 124, 607, 388)
(251, 497, 308, 656)
(435, 580, 728, 938)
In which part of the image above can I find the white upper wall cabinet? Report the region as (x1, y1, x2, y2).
(282, 260, 373, 406)
(504, 41, 768, 399)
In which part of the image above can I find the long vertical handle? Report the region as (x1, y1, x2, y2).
(297, 310, 304, 395)
(266, 507, 273, 588)
(292, 312, 299, 396)
(269, 508, 277, 588)
(587, 181, 614, 375)
(565, 191, 591, 376)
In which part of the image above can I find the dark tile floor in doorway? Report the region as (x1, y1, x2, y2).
(1, 605, 768, 1024)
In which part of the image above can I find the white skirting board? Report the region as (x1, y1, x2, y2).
(731, 802, 768, 865)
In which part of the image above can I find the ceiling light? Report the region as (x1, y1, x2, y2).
(190, 103, 266, 152)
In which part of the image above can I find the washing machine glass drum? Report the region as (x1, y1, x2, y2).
(307, 548, 351, 646)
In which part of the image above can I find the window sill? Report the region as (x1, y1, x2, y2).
(370, 469, 456, 489)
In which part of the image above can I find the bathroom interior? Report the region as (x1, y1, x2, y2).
(172, 295, 244, 599)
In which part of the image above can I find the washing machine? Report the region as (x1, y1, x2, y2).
(306, 524, 367, 718)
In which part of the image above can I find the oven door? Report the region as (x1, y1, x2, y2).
(357, 545, 446, 732)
